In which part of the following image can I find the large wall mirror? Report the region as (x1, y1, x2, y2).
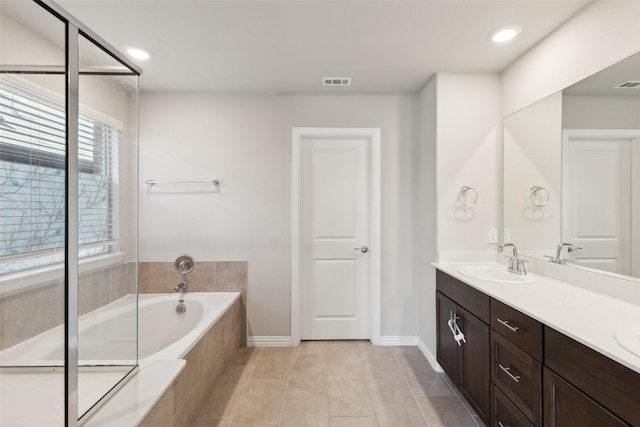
(504, 51, 640, 281)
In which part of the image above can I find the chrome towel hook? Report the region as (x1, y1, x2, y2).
(457, 186, 478, 208)
(530, 185, 550, 207)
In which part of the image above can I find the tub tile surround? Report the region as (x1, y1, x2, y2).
(192, 341, 485, 427)
(0, 262, 134, 351)
(139, 261, 247, 302)
(0, 261, 247, 427)
(139, 296, 246, 427)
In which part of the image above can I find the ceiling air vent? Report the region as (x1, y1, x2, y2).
(323, 77, 352, 87)
(613, 81, 640, 89)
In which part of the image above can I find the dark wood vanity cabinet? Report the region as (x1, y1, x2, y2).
(436, 292, 460, 383)
(491, 331, 542, 425)
(543, 367, 628, 427)
(544, 327, 640, 426)
(435, 269, 640, 427)
(491, 299, 542, 360)
(490, 299, 543, 427)
(491, 384, 535, 427)
(436, 271, 490, 424)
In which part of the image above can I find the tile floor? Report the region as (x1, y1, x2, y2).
(192, 341, 485, 427)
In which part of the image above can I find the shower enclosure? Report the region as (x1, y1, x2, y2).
(0, 0, 140, 425)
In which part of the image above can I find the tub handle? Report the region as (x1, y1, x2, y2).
(175, 255, 194, 274)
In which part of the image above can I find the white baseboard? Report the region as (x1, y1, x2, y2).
(247, 336, 292, 347)
(248, 334, 443, 373)
(249, 335, 418, 346)
(417, 336, 444, 372)
(376, 335, 418, 346)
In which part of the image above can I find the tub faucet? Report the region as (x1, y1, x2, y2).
(174, 279, 188, 292)
(498, 242, 528, 275)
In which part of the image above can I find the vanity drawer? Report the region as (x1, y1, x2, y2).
(436, 270, 490, 323)
(491, 383, 535, 427)
(491, 331, 542, 426)
(491, 299, 542, 361)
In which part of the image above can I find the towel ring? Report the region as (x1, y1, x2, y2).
(457, 186, 478, 208)
(530, 186, 550, 207)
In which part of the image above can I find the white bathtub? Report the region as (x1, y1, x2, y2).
(0, 291, 241, 366)
(0, 291, 241, 426)
(138, 292, 240, 361)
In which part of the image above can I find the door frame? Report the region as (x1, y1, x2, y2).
(291, 127, 381, 346)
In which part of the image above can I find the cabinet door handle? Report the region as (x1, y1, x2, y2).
(448, 311, 458, 337)
(498, 363, 521, 383)
(498, 422, 511, 427)
(447, 311, 466, 345)
(496, 318, 519, 332)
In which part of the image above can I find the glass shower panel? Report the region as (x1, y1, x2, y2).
(0, 1, 67, 425)
(76, 33, 139, 420)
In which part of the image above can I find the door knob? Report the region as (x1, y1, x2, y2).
(354, 246, 368, 253)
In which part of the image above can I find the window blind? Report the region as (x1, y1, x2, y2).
(0, 79, 120, 273)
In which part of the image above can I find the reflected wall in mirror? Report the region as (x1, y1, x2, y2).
(504, 51, 640, 280)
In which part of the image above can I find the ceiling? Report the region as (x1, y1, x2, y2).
(564, 50, 640, 97)
(51, 0, 591, 94)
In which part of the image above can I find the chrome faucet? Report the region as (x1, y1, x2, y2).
(498, 242, 528, 275)
(174, 279, 188, 292)
(173, 255, 193, 293)
(547, 243, 582, 265)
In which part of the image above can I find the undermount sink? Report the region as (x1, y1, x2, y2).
(457, 265, 536, 284)
(614, 326, 640, 358)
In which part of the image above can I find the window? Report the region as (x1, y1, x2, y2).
(0, 78, 120, 274)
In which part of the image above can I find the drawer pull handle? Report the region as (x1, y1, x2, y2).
(497, 318, 519, 332)
(499, 363, 521, 383)
(498, 422, 511, 427)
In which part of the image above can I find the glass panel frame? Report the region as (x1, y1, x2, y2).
(1, 1, 141, 425)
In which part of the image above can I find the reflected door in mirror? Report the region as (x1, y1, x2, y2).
(562, 130, 639, 276)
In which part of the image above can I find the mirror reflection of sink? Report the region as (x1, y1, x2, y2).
(614, 326, 640, 358)
(457, 265, 536, 284)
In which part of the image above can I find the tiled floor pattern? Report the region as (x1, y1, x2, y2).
(192, 341, 485, 427)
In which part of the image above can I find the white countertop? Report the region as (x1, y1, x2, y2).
(434, 262, 640, 375)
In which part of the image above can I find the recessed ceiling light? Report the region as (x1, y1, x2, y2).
(489, 25, 522, 43)
(125, 46, 152, 61)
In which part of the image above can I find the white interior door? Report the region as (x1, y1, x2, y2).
(562, 134, 632, 274)
(300, 136, 370, 340)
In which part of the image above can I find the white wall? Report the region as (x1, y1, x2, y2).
(415, 77, 438, 362)
(139, 93, 417, 338)
(563, 95, 640, 129)
(436, 73, 502, 252)
(502, 1, 640, 116)
(415, 73, 501, 363)
(503, 92, 562, 253)
(0, 8, 65, 70)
